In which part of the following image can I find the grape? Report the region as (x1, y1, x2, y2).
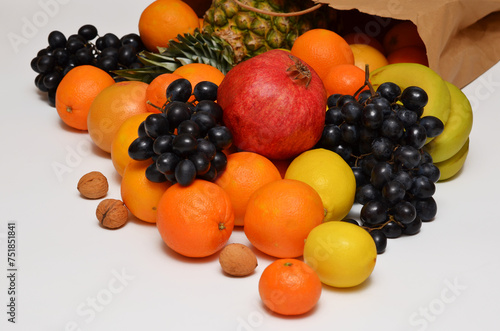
(342, 219, 360, 225)
(190, 112, 216, 137)
(48, 30, 67, 49)
(188, 152, 211, 175)
(371, 162, 393, 189)
(380, 115, 404, 141)
(394, 145, 421, 169)
(325, 106, 343, 125)
(402, 217, 422, 235)
(376, 82, 401, 103)
(360, 200, 388, 225)
(317, 124, 342, 149)
(78, 24, 98, 40)
(359, 154, 378, 177)
(166, 78, 192, 103)
(165, 101, 191, 129)
(333, 143, 352, 162)
(172, 133, 198, 157)
(212, 151, 228, 172)
(357, 90, 372, 104)
(413, 197, 437, 221)
(37, 55, 56, 73)
(341, 101, 363, 123)
(352, 166, 369, 187)
(340, 123, 359, 145)
(101, 33, 121, 49)
(118, 44, 137, 66)
(355, 184, 381, 205)
(199, 163, 218, 181)
(371, 137, 394, 161)
(145, 162, 167, 183)
(327, 93, 342, 108)
(336, 94, 356, 107)
(361, 103, 384, 129)
(100, 47, 119, 60)
(97, 56, 118, 72)
(410, 176, 435, 198)
(120, 33, 144, 51)
(75, 47, 93, 65)
(153, 135, 174, 155)
(177, 120, 201, 138)
(66, 37, 85, 53)
(382, 180, 406, 205)
(369, 229, 387, 254)
(175, 159, 197, 186)
(381, 221, 403, 238)
(393, 170, 413, 190)
(42, 71, 62, 90)
(404, 124, 427, 149)
(208, 126, 233, 150)
(396, 108, 418, 128)
(401, 86, 428, 111)
(194, 81, 218, 101)
(195, 100, 223, 123)
(197, 139, 217, 161)
(416, 163, 440, 183)
(128, 136, 155, 160)
(391, 200, 416, 224)
(156, 152, 181, 175)
(47, 89, 56, 107)
(145, 113, 169, 138)
(368, 96, 392, 117)
(419, 116, 444, 138)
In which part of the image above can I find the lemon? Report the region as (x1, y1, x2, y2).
(303, 221, 377, 288)
(284, 148, 356, 222)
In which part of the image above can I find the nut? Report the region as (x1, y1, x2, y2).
(219, 243, 258, 277)
(77, 171, 108, 199)
(96, 199, 128, 229)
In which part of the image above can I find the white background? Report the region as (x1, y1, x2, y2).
(1, 1, 500, 330)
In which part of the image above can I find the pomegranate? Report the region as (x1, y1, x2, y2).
(218, 50, 327, 160)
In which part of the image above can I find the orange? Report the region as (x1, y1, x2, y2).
(383, 21, 425, 55)
(259, 259, 322, 316)
(214, 152, 282, 227)
(243, 179, 324, 258)
(322, 64, 368, 97)
(87, 81, 150, 153)
(156, 179, 234, 258)
(55, 65, 115, 131)
(387, 46, 429, 66)
(121, 160, 171, 223)
(343, 32, 385, 54)
(138, 0, 199, 52)
(349, 44, 389, 72)
(111, 113, 151, 176)
(290, 28, 354, 80)
(145, 73, 184, 112)
(173, 63, 225, 101)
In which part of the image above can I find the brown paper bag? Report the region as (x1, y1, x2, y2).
(314, 0, 500, 88)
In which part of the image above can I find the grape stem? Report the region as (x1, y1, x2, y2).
(361, 215, 403, 232)
(146, 100, 162, 111)
(353, 64, 377, 98)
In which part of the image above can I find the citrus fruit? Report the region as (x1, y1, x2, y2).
(87, 81, 149, 153)
(111, 113, 151, 176)
(145, 73, 184, 112)
(138, 0, 199, 52)
(259, 259, 322, 316)
(343, 32, 385, 54)
(244, 179, 325, 258)
(214, 152, 282, 226)
(349, 43, 389, 72)
(156, 179, 234, 258)
(121, 160, 171, 223)
(303, 221, 377, 288)
(55, 65, 115, 131)
(290, 28, 354, 80)
(383, 21, 425, 55)
(173, 63, 225, 101)
(322, 64, 368, 103)
(387, 46, 428, 66)
(285, 148, 356, 222)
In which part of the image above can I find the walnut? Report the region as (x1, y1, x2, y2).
(77, 171, 108, 199)
(96, 199, 128, 229)
(219, 243, 258, 277)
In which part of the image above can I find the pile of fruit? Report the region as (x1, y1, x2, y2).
(30, 0, 474, 317)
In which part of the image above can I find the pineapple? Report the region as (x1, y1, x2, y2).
(114, 1, 339, 83)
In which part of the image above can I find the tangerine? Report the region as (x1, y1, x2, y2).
(145, 73, 184, 112)
(322, 64, 368, 97)
(138, 0, 199, 52)
(383, 21, 425, 55)
(387, 46, 428, 66)
(55, 65, 115, 131)
(111, 113, 151, 176)
(87, 81, 150, 153)
(121, 160, 171, 223)
(243, 179, 325, 258)
(214, 152, 282, 226)
(290, 28, 354, 80)
(259, 259, 322, 316)
(156, 179, 234, 258)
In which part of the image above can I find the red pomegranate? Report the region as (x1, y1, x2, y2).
(217, 50, 327, 160)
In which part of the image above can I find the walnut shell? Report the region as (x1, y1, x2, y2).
(77, 171, 108, 199)
(219, 243, 258, 277)
(96, 199, 128, 229)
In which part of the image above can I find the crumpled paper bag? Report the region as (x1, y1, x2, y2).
(315, 0, 500, 88)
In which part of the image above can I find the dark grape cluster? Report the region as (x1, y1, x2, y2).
(128, 78, 232, 187)
(30, 24, 145, 107)
(317, 83, 444, 254)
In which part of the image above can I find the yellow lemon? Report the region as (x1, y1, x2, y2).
(303, 221, 377, 288)
(284, 148, 355, 222)
(349, 43, 389, 72)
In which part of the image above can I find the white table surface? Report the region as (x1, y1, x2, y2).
(1, 1, 500, 330)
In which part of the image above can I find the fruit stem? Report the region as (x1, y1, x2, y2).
(353, 64, 377, 98)
(218, 222, 226, 231)
(146, 100, 162, 111)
